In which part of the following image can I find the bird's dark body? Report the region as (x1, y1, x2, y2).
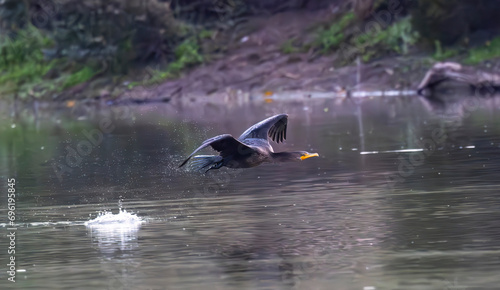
(225, 139, 272, 168)
(179, 114, 317, 172)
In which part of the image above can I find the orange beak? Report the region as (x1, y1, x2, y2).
(300, 153, 319, 160)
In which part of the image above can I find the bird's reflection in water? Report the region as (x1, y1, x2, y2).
(206, 217, 325, 289)
(214, 244, 299, 288)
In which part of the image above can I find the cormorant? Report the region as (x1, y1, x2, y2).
(179, 114, 319, 172)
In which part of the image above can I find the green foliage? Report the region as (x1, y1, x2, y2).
(46, 0, 180, 66)
(170, 38, 204, 72)
(0, 0, 27, 32)
(0, 25, 101, 99)
(128, 37, 204, 89)
(432, 40, 458, 61)
(0, 26, 56, 96)
(0, 27, 52, 66)
(353, 17, 419, 62)
(411, 0, 499, 47)
(465, 37, 500, 64)
(315, 13, 419, 63)
(62, 67, 96, 89)
(384, 17, 419, 55)
(198, 29, 214, 39)
(316, 12, 355, 52)
(281, 38, 300, 54)
(419, 0, 448, 18)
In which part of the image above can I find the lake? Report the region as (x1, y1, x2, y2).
(1, 95, 500, 289)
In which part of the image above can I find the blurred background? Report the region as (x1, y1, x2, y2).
(1, 0, 500, 101)
(1, 1, 500, 290)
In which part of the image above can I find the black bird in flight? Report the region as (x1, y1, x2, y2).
(179, 114, 319, 172)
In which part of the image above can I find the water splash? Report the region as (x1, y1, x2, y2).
(85, 209, 144, 254)
(84, 209, 143, 227)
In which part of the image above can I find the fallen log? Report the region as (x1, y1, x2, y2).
(417, 62, 500, 97)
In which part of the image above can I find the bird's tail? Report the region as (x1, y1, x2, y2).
(188, 155, 222, 173)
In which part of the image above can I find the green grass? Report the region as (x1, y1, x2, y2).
(432, 40, 458, 61)
(314, 13, 419, 63)
(0, 26, 56, 95)
(281, 38, 301, 54)
(198, 29, 214, 39)
(169, 37, 203, 72)
(0, 25, 101, 99)
(129, 37, 204, 89)
(465, 37, 500, 64)
(383, 17, 420, 55)
(61, 66, 96, 89)
(353, 17, 419, 62)
(0, 26, 53, 66)
(316, 12, 355, 53)
(0, 62, 54, 87)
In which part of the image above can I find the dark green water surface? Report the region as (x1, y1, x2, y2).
(1, 96, 499, 289)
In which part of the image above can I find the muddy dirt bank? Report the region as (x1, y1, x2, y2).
(52, 8, 432, 106)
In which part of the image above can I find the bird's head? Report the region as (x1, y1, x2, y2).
(298, 151, 320, 161)
(271, 151, 319, 162)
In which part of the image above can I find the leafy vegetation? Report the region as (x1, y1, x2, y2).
(465, 37, 500, 64)
(1, 0, 500, 100)
(0, 25, 102, 99)
(61, 67, 96, 89)
(0, 26, 55, 94)
(316, 12, 355, 53)
(432, 40, 458, 61)
(170, 38, 204, 72)
(128, 37, 204, 88)
(314, 13, 420, 63)
(353, 17, 419, 62)
(281, 38, 300, 54)
(411, 0, 498, 46)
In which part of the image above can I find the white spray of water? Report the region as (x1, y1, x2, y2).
(84, 209, 143, 227)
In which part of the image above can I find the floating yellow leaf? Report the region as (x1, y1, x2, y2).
(66, 100, 75, 108)
(264, 91, 273, 97)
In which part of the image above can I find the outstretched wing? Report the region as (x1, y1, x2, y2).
(179, 134, 255, 167)
(238, 114, 288, 143)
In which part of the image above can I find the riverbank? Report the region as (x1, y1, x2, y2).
(2, 3, 500, 106)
